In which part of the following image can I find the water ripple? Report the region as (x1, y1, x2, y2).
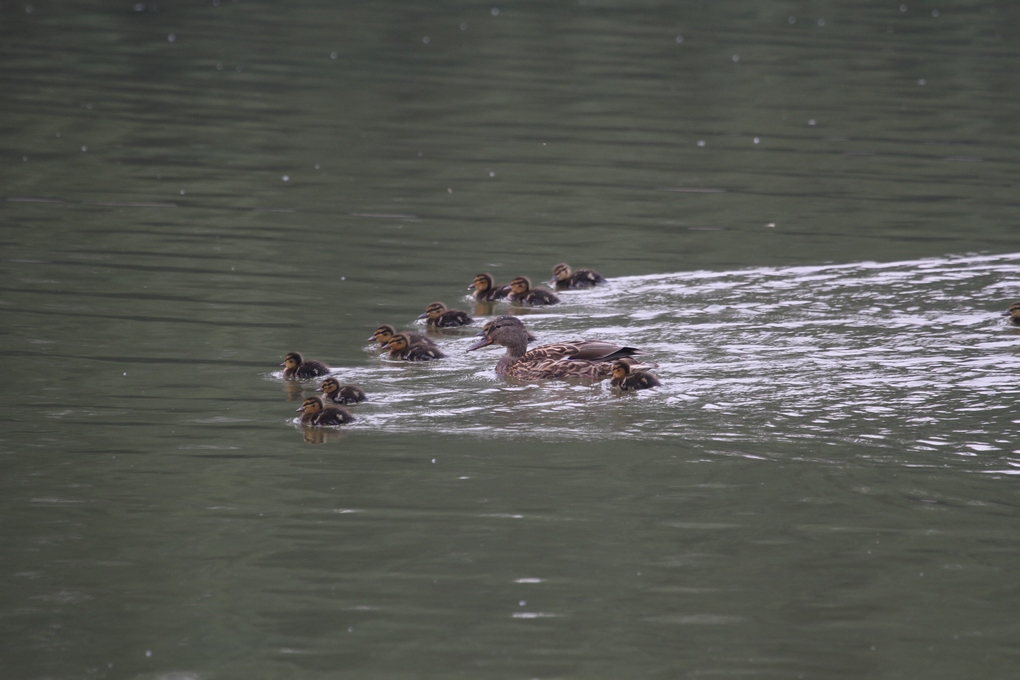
(284, 253, 1019, 467)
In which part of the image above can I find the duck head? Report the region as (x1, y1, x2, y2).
(368, 324, 397, 344)
(509, 276, 531, 296)
(470, 273, 495, 293)
(282, 352, 303, 370)
(550, 262, 571, 284)
(467, 315, 529, 352)
(418, 302, 447, 322)
(384, 333, 411, 353)
(318, 378, 340, 396)
(296, 396, 325, 415)
(611, 360, 631, 381)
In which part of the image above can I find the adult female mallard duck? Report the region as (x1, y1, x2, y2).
(507, 276, 560, 306)
(318, 377, 367, 405)
(367, 324, 437, 350)
(467, 316, 641, 380)
(550, 262, 606, 290)
(468, 273, 511, 302)
(1003, 301, 1020, 326)
(296, 396, 354, 426)
(609, 360, 661, 391)
(384, 333, 446, 361)
(281, 352, 330, 379)
(418, 301, 473, 327)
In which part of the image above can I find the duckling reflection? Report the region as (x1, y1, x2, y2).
(282, 352, 330, 379)
(318, 377, 367, 405)
(418, 301, 473, 328)
(507, 276, 560, 306)
(550, 262, 606, 290)
(609, 360, 661, 391)
(384, 333, 446, 361)
(1003, 301, 1020, 326)
(368, 324, 438, 351)
(467, 316, 641, 380)
(468, 273, 511, 301)
(296, 396, 354, 426)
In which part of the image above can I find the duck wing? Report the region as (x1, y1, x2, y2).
(520, 340, 640, 364)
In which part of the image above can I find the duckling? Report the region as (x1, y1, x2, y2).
(507, 276, 560, 306)
(384, 333, 446, 361)
(296, 396, 354, 426)
(1003, 301, 1020, 326)
(610, 360, 661, 391)
(467, 316, 641, 380)
(418, 301, 473, 328)
(468, 273, 511, 301)
(281, 352, 330, 379)
(367, 324, 438, 350)
(550, 262, 606, 290)
(318, 377, 367, 405)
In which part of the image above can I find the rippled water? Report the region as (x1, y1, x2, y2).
(276, 253, 1020, 465)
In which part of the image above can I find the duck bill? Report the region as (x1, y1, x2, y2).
(416, 312, 428, 319)
(366, 334, 378, 341)
(467, 283, 476, 291)
(466, 336, 494, 352)
(295, 406, 306, 412)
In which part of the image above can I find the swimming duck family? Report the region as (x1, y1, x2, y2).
(296, 396, 354, 426)
(319, 377, 367, 405)
(282, 352, 330, 379)
(507, 276, 560, 306)
(419, 301, 473, 327)
(550, 262, 606, 290)
(467, 315, 641, 380)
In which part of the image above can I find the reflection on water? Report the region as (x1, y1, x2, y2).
(275, 253, 1020, 471)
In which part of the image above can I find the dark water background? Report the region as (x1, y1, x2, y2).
(2, 1, 1019, 678)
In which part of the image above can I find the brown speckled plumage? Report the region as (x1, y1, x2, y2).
(467, 317, 641, 380)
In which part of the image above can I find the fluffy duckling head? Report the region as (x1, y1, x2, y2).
(384, 333, 412, 353)
(296, 396, 325, 416)
(1005, 301, 1020, 324)
(611, 360, 631, 381)
(509, 276, 532, 295)
(368, 324, 398, 345)
(418, 302, 448, 322)
(318, 378, 340, 396)
(551, 263, 572, 282)
(282, 352, 304, 371)
(470, 273, 496, 293)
